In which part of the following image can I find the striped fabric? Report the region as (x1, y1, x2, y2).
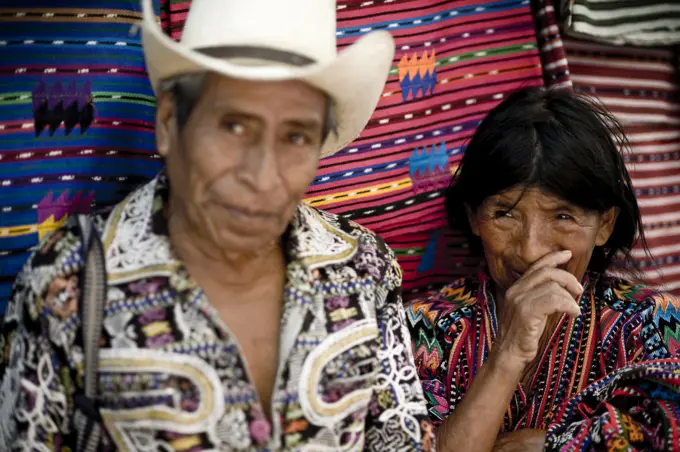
(317, 0, 551, 298)
(533, 0, 571, 89)
(0, 1, 166, 314)
(164, 0, 549, 299)
(563, 0, 680, 46)
(564, 38, 680, 294)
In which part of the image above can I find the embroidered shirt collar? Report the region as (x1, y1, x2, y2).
(101, 170, 358, 285)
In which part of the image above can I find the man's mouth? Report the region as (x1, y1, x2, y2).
(218, 202, 275, 221)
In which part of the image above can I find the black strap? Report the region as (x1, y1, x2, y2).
(72, 215, 107, 452)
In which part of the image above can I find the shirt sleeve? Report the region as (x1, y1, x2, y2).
(362, 259, 436, 452)
(407, 295, 471, 428)
(0, 228, 83, 451)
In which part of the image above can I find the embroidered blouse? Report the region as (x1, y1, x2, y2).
(0, 171, 434, 451)
(407, 272, 680, 451)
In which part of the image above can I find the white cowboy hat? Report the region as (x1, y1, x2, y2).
(141, 0, 395, 158)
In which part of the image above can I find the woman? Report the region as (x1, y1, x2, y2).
(407, 87, 680, 451)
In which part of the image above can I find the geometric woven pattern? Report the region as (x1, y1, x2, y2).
(0, 1, 167, 312)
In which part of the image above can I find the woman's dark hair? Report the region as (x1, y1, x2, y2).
(446, 86, 649, 274)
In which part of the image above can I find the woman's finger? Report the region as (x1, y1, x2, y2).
(523, 250, 572, 277)
(506, 267, 583, 298)
(521, 282, 582, 318)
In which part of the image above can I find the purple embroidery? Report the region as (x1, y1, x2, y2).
(325, 295, 350, 310)
(180, 398, 199, 412)
(139, 307, 167, 325)
(331, 319, 356, 332)
(36, 190, 94, 224)
(145, 333, 173, 348)
(31, 79, 94, 136)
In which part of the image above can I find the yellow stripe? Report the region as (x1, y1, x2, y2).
(329, 307, 358, 322)
(0, 216, 66, 239)
(303, 163, 458, 208)
(141, 321, 172, 337)
(169, 436, 202, 451)
(304, 177, 412, 207)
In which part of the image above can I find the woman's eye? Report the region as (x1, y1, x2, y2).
(556, 213, 573, 221)
(223, 121, 245, 135)
(494, 210, 512, 219)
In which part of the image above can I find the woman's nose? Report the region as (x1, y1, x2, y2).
(514, 221, 554, 268)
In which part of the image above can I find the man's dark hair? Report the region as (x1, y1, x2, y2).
(446, 86, 649, 274)
(159, 73, 338, 142)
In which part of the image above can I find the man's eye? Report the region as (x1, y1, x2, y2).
(288, 133, 309, 145)
(556, 214, 574, 221)
(223, 121, 245, 135)
(494, 210, 512, 219)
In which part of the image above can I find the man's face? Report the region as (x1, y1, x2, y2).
(156, 74, 327, 254)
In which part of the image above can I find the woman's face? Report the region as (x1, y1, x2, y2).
(467, 186, 618, 293)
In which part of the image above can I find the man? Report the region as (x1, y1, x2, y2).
(0, 0, 434, 450)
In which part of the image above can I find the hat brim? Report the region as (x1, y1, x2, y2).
(141, 1, 395, 159)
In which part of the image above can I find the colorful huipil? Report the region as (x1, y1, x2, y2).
(0, 170, 435, 451)
(408, 272, 680, 451)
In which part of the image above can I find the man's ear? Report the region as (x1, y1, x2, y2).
(595, 207, 620, 246)
(465, 204, 480, 236)
(156, 92, 176, 158)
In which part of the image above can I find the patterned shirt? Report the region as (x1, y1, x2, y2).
(0, 171, 435, 451)
(407, 272, 680, 450)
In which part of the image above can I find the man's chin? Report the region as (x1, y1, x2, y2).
(214, 230, 281, 256)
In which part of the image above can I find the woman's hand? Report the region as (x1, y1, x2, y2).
(492, 429, 547, 452)
(491, 250, 583, 374)
(435, 251, 582, 452)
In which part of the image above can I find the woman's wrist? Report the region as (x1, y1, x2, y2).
(486, 348, 526, 383)
(435, 349, 526, 452)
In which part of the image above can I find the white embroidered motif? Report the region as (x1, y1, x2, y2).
(98, 349, 224, 451)
(217, 408, 252, 449)
(103, 178, 174, 284)
(0, 331, 23, 447)
(373, 303, 427, 443)
(294, 206, 358, 269)
(16, 353, 68, 452)
(104, 311, 137, 349)
(299, 318, 378, 426)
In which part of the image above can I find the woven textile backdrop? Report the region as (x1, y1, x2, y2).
(3, 0, 677, 316)
(0, 1, 166, 313)
(563, 39, 680, 293)
(166, 0, 547, 298)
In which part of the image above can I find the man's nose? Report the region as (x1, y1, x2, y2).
(237, 135, 282, 193)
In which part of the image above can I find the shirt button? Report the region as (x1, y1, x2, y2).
(249, 418, 271, 444)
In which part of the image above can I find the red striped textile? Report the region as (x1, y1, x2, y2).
(325, 0, 548, 297)
(533, 0, 572, 89)
(564, 38, 680, 294)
